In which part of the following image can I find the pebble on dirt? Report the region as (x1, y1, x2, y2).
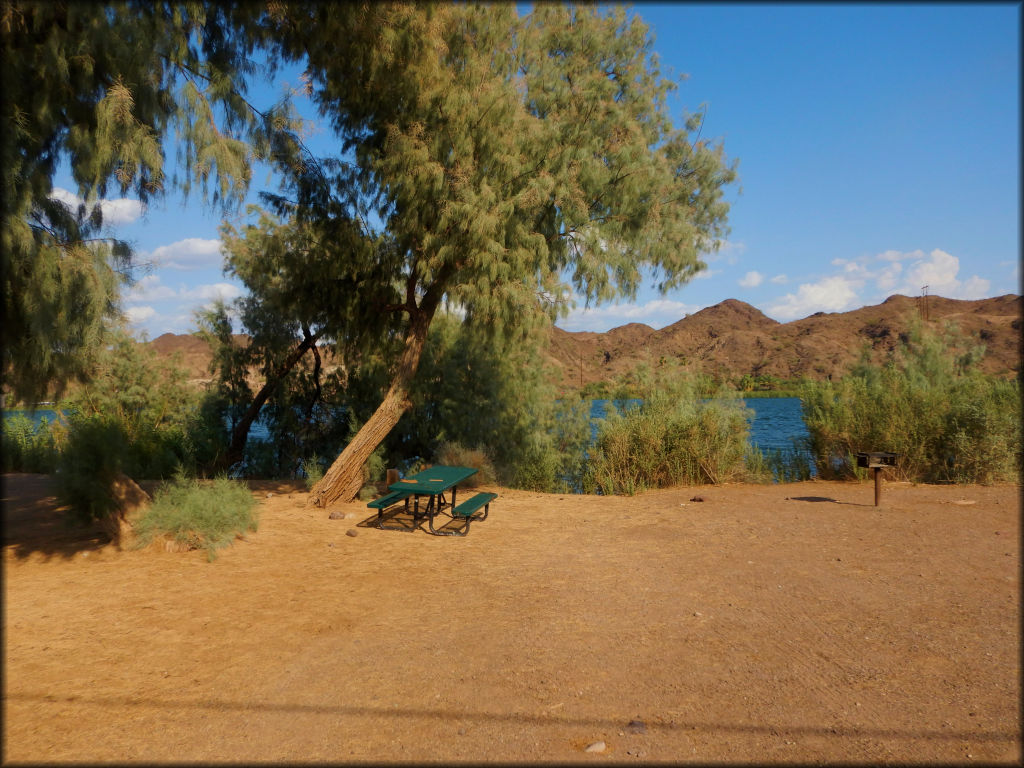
(626, 719, 647, 734)
(584, 741, 606, 753)
(329, 510, 345, 520)
(345, 528, 359, 538)
(690, 495, 705, 502)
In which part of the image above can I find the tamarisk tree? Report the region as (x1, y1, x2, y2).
(1, 1, 299, 401)
(268, 3, 737, 506)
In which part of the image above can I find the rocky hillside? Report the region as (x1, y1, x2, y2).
(147, 294, 1021, 391)
(547, 294, 1021, 390)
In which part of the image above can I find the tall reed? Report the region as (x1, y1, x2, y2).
(800, 321, 1020, 483)
(584, 366, 752, 494)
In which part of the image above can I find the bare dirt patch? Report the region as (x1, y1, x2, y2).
(3, 473, 1020, 763)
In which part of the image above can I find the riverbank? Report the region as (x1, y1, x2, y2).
(3, 473, 1020, 763)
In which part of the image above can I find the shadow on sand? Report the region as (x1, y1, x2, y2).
(1, 474, 110, 560)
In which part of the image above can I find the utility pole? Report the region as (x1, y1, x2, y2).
(921, 285, 930, 321)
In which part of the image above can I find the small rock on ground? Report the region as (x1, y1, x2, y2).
(345, 528, 359, 538)
(584, 741, 606, 753)
(328, 510, 345, 520)
(690, 495, 705, 502)
(626, 719, 647, 734)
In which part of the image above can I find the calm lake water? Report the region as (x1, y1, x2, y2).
(5, 397, 812, 462)
(588, 397, 809, 452)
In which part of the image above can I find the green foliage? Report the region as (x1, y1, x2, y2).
(2, 1, 303, 401)
(434, 443, 497, 489)
(741, 443, 774, 484)
(364, 314, 591, 493)
(801, 321, 1021, 483)
(52, 329, 229, 522)
(584, 366, 752, 494)
(747, 440, 814, 484)
(54, 415, 131, 524)
(196, 300, 351, 479)
(1, 413, 65, 473)
(301, 454, 324, 491)
(254, 4, 737, 493)
(133, 475, 258, 561)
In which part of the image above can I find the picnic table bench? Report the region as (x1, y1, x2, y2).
(367, 465, 496, 536)
(429, 491, 496, 536)
(366, 489, 413, 529)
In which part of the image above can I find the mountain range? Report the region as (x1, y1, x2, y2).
(147, 293, 1021, 392)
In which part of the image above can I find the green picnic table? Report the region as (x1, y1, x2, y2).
(370, 465, 495, 536)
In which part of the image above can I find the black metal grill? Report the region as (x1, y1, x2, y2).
(855, 452, 898, 505)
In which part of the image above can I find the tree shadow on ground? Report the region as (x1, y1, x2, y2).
(788, 495, 874, 507)
(5, 690, 1020, 747)
(2, 474, 111, 560)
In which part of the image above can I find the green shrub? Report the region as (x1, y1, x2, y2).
(584, 367, 752, 494)
(301, 453, 325, 490)
(433, 442, 497, 487)
(133, 475, 258, 560)
(742, 443, 774, 483)
(2, 413, 64, 473)
(801, 322, 1021, 484)
(55, 415, 131, 524)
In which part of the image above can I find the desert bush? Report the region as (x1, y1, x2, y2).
(54, 415, 131, 524)
(301, 453, 325, 490)
(433, 441, 497, 488)
(133, 474, 258, 560)
(52, 328, 230, 523)
(584, 366, 752, 494)
(801, 321, 1021, 483)
(2, 412, 65, 473)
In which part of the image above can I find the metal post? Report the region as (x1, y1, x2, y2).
(873, 467, 881, 506)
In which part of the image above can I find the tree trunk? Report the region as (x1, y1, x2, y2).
(308, 308, 433, 508)
(218, 329, 322, 472)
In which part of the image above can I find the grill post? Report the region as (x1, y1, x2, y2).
(856, 452, 897, 507)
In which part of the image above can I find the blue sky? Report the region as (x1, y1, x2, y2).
(53, 3, 1020, 338)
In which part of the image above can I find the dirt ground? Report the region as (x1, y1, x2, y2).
(2, 473, 1020, 764)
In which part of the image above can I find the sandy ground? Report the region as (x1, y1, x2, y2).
(2, 473, 1020, 764)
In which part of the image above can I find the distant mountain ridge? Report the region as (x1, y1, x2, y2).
(146, 293, 1022, 391)
(546, 293, 1021, 390)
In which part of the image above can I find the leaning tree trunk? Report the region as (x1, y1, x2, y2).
(308, 308, 433, 508)
(217, 328, 322, 472)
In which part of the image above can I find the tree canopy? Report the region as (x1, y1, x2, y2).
(1, 0, 299, 401)
(257, 2, 738, 505)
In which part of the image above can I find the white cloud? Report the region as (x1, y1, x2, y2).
(960, 275, 991, 299)
(126, 274, 177, 302)
(125, 305, 156, 324)
(49, 187, 145, 226)
(99, 198, 146, 225)
(817, 248, 993, 303)
(738, 270, 764, 288)
(877, 249, 911, 262)
(890, 249, 990, 299)
(769, 274, 788, 284)
(692, 268, 720, 280)
(146, 238, 224, 270)
(703, 239, 746, 265)
(875, 262, 903, 292)
(185, 282, 243, 302)
(560, 298, 700, 332)
(767, 275, 862, 320)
